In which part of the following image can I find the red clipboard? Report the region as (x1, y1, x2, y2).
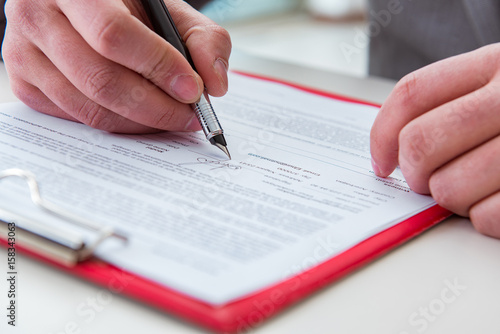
(0, 72, 451, 333)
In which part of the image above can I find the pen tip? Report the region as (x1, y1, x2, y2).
(215, 143, 231, 160)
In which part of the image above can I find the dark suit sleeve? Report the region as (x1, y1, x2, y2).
(1, 0, 6, 60)
(367, 0, 500, 80)
(186, 0, 212, 10)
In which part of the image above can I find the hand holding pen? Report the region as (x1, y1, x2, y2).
(141, 0, 231, 158)
(2, 0, 231, 136)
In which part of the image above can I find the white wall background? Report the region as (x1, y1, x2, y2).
(202, 0, 369, 77)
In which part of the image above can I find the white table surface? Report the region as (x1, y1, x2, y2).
(1, 51, 499, 334)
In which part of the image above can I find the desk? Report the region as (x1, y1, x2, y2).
(1, 51, 499, 334)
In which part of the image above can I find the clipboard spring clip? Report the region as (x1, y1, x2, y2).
(0, 168, 128, 266)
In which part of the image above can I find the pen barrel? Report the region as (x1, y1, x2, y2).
(193, 91, 224, 141)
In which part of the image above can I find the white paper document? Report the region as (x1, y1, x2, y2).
(0, 72, 436, 305)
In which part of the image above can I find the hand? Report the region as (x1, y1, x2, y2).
(2, 0, 231, 133)
(370, 44, 500, 238)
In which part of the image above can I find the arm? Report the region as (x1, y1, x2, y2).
(1, 0, 229, 133)
(370, 44, 500, 238)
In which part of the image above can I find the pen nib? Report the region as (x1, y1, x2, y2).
(215, 143, 231, 160)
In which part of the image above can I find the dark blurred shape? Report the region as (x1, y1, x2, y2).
(186, 0, 211, 10)
(1, 0, 5, 59)
(368, 0, 500, 80)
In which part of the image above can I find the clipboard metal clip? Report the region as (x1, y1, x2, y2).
(0, 168, 128, 266)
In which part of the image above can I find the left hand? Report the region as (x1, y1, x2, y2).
(370, 43, 500, 238)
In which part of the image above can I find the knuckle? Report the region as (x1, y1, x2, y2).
(4, 0, 22, 22)
(483, 44, 500, 72)
(5, 0, 47, 37)
(428, 173, 457, 211)
(10, 80, 36, 104)
(184, 24, 232, 52)
(398, 122, 434, 194)
(206, 25, 232, 49)
(151, 108, 176, 129)
(1, 40, 26, 70)
(82, 65, 122, 103)
(75, 99, 112, 130)
(9, 80, 56, 117)
(393, 72, 420, 109)
(470, 207, 497, 237)
(93, 12, 128, 55)
(139, 48, 171, 82)
(399, 121, 431, 167)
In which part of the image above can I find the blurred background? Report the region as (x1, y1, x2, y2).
(200, 0, 368, 77)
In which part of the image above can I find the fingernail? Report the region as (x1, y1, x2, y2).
(371, 158, 382, 176)
(171, 74, 201, 102)
(183, 113, 201, 131)
(213, 58, 228, 91)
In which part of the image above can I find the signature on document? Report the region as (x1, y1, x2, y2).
(179, 157, 242, 171)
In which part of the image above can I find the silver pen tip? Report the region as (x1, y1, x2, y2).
(215, 143, 231, 160)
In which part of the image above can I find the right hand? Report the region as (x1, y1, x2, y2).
(2, 0, 232, 133)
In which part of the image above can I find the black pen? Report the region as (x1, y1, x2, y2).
(140, 0, 230, 159)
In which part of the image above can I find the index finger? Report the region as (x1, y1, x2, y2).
(165, 0, 232, 97)
(56, 0, 204, 103)
(370, 46, 496, 177)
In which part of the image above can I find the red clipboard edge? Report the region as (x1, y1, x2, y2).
(0, 205, 451, 333)
(0, 72, 452, 333)
(230, 70, 381, 108)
